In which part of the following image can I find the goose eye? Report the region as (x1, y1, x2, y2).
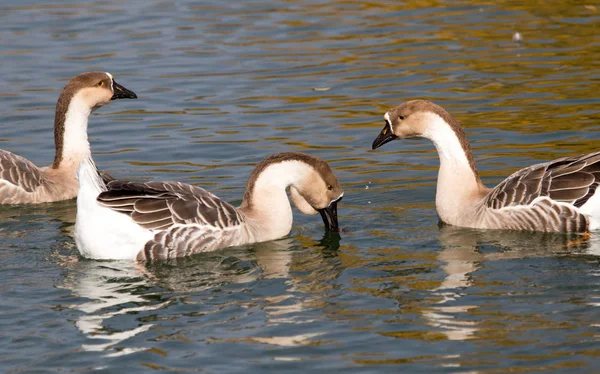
(398, 115, 405, 120)
(327, 184, 333, 191)
(97, 81, 104, 87)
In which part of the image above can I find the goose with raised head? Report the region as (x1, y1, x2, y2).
(372, 99, 600, 233)
(74, 152, 344, 261)
(0, 72, 137, 204)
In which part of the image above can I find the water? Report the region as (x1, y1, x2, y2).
(1, 1, 600, 372)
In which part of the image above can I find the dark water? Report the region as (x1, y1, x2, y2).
(1, 1, 600, 372)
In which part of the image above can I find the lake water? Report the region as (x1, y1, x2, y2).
(1, 1, 600, 372)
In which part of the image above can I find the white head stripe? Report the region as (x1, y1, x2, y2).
(384, 112, 391, 124)
(328, 192, 344, 206)
(105, 72, 114, 92)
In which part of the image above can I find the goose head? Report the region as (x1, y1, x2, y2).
(51, 72, 137, 168)
(242, 152, 344, 232)
(58, 72, 137, 113)
(372, 99, 454, 149)
(287, 155, 344, 232)
(371, 99, 482, 189)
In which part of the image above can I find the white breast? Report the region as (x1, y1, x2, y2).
(74, 158, 153, 260)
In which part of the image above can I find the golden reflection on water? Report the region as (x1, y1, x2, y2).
(44, 208, 600, 367)
(1, 0, 600, 371)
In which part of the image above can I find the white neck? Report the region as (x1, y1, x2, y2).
(420, 113, 482, 222)
(59, 95, 93, 170)
(74, 96, 105, 208)
(241, 160, 314, 242)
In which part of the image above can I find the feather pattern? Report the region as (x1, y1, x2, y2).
(0, 148, 113, 204)
(99, 180, 244, 229)
(0, 150, 57, 204)
(485, 151, 600, 210)
(0, 150, 46, 193)
(479, 196, 589, 232)
(137, 225, 243, 261)
(97, 180, 247, 259)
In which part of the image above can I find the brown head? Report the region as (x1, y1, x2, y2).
(371, 99, 479, 176)
(241, 152, 344, 231)
(52, 72, 137, 168)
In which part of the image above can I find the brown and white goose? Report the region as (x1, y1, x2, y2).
(0, 72, 137, 204)
(372, 99, 600, 233)
(74, 152, 344, 261)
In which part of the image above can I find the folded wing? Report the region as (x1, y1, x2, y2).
(98, 180, 245, 259)
(98, 180, 243, 230)
(0, 150, 46, 202)
(485, 151, 600, 209)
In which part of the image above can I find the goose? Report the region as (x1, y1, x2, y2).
(0, 72, 137, 204)
(372, 99, 600, 233)
(74, 152, 344, 261)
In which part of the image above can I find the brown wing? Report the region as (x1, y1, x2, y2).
(97, 180, 244, 231)
(0, 149, 46, 193)
(486, 151, 600, 209)
(136, 225, 241, 261)
(100, 171, 116, 185)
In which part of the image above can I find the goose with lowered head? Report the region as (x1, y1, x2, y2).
(75, 152, 344, 261)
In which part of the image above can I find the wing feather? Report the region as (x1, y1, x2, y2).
(98, 180, 244, 233)
(137, 225, 241, 261)
(486, 151, 600, 209)
(0, 150, 45, 194)
(134, 199, 170, 214)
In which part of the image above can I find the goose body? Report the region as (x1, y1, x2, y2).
(74, 152, 344, 261)
(0, 72, 137, 204)
(372, 99, 600, 233)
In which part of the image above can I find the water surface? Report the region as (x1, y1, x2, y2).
(1, 1, 600, 372)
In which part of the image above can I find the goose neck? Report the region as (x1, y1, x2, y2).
(240, 160, 313, 241)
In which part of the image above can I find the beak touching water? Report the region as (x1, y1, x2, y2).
(318, 195, 343, 232)
(372, 122, 398, 149)
(111, 80, 138, 100)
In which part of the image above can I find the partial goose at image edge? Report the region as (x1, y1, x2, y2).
(0, 71, 137, 205)
(372, 99, 600, 234)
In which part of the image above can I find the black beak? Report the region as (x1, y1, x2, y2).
(111, 80, 138, 100)
(318, 196, 342, 232)
(372, 122, 398, 149)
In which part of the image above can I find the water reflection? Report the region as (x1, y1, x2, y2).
(425, 227, 481, 341)
(249, 234, 344, 350)
(59, 260, 164, 357)
(0, 201, 76, 240)
(2, 0, 599, 369)
(438, 224, 593, 259)
(56, 233, 343, 356)
(145, 238, 298, 292)
(147, 234, 344, 349)
(427, 224, 595, 341)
